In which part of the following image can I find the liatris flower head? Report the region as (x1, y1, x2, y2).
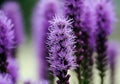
(0, 10, 15, 73)
(0, 10, 15, 51)
(64, 0, 96, 84)
(0, 74, 13, 84)
(40, 0, 62, 17)
(94, 0, 116, 84)
(32, 0, 62, 42)
(64, 0, 85, 20)
(108, 42, 118, 68)
(32, 0, 62, 81)
(2, 1, 24, 45)
(7, 57, 19, 82)
(95, 0, 116, 35)
(107, 42, 118, 84)
(47, 16, 76, 84)
(81, 0, 96, 34)
(107, 42, 118, 75)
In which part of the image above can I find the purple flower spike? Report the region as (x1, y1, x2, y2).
(7, 57, 19, 83)
(108, 42, 118, 84)
(95, 0, 116, 35)
(47, 16, 76, 84)
(0, 74, 13, 84)
(94, 0, 116, 84)
(32, 0, 61, 81)
(64, 0, 95, 83)
(0, 10, 15, 73)
(2, 1, 24, 44)
(2, 1, 24, 57)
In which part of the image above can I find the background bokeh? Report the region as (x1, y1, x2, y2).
(1, 0, 120, 39)
(0, 0, 120, 84)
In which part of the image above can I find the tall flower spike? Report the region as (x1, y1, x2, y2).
(94, 0, 116, 84)
(32, 0, 62, 83)
(80, 1, 96, 83)
(47, 16, 76, 84)
(95, 0, 116, 35)
(108, 42, 118, 84)
(64, 0, 95, 84)
(0, 10, 15, 74)
(2, 1, 24, 57)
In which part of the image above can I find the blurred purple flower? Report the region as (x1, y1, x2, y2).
(108, 42, 117, 70)
(0, 10, 15, 73)
(32, 0, 61, 81)
(95, 0, 116, 35)
(2, 1, 24, 45)
(2, 1, 24, 58)
(47, 16, 76, 84)
(39, 80, 49, 84)
(7, 57, 19, 83)
(94, 0, 116, 84)
(0, 74, 13, 84)
(108, 42, 118, 84)
(64, 0, 95, 83)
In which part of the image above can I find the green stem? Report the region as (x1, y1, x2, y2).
(83, 74, 87, 84)
(49, 74, 54, 84)
(100, 75, 104, 84)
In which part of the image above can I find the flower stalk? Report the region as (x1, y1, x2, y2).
(94, 0, 116, 84)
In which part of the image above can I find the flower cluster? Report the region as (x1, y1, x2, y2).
(32, 0, 62, 81)
(0, 0, 117, 84)
(64, 0, 85, 66)
(108, 42, 118, 84)
(64, 0, 95, 83)
(47, 16, 76, 84)
(95, 0, 116, 35)
(94, 0, 116, 84)
(2, 1, 24, 57)
(2, 1, 24, 45)
(0, 11, 15, 73)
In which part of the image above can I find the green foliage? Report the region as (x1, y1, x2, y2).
(18, 0, 37, 37)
